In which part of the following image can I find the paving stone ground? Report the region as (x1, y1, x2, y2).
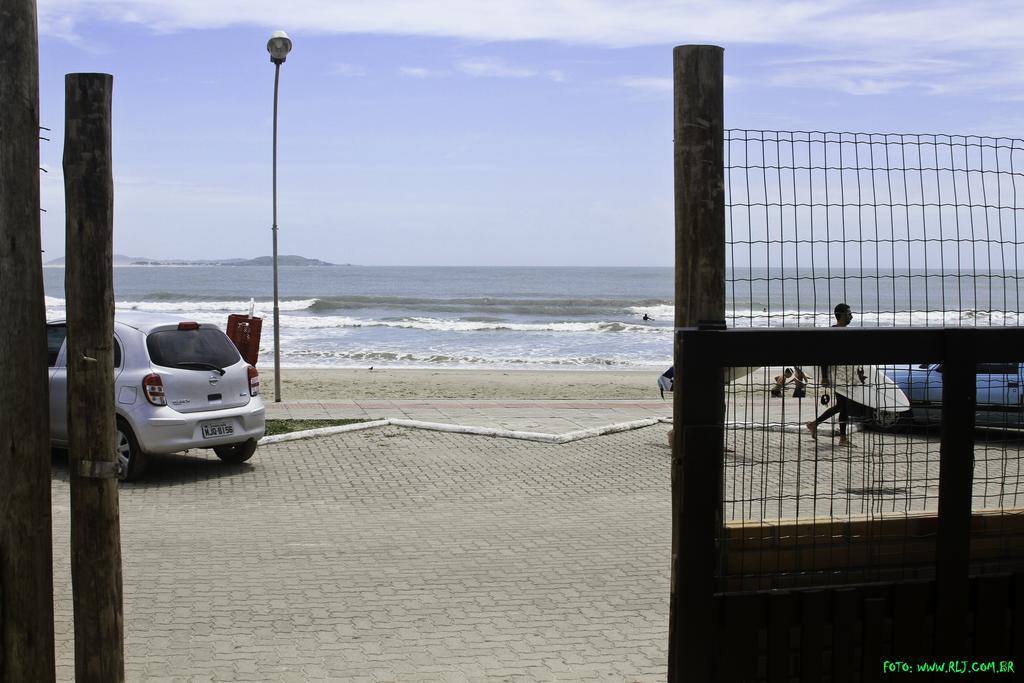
(50, 424, 674, 682)
(47, 389, 1024, 680)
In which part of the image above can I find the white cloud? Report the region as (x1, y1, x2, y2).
(456, 58, 564, 82)
(615, 76, 671, 93)
(399, 66, 448, 78)
(724, 75, 743, 90)
(331, 63, 366, 77)
(32, 1, 1024, 51)
(457, 58, 536, 79)
(33, 1, 1024, 98)
(769, 57, 967, 96)
(38, 13, 87, 46)
(614, 74, 741, 94)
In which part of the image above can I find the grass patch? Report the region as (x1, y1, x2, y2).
(264, 418, 369, 437)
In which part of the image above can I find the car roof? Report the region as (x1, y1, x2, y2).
(49, 311, 208, 334)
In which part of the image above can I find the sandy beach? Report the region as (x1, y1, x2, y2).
(261, 367, 666, 401)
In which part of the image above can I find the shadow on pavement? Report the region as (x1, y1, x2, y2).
(51, 448, 256, 487)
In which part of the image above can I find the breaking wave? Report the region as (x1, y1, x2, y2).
(276, 348, 662, 369)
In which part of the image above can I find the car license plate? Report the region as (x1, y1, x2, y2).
(201, 422, 234, 439)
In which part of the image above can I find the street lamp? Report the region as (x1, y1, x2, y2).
(267, 30, 291, 403)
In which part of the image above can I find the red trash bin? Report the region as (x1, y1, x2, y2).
(226, 314, 263, 366)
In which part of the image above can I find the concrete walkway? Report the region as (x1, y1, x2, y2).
(266, 399, 673, 436)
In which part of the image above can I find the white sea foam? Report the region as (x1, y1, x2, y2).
(117, 299, 316, 313)
(631, 304, 1024, 328)
(628, 304, 675, 320)
(272, 347, 666, 369)
(278, 315, 666, 334)
(45, 297, 315, 314)
(41, 285, 1022, 372)
(45, 305, 255, 329)
(45, 297, 1021, 333)
(45, 295, 1020, 332)
(729, 309, 1024, 327)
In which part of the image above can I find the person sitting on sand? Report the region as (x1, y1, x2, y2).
(770, 367, 794, 397)
(806, 303, 854, 447)
(771, 366, 809, 398)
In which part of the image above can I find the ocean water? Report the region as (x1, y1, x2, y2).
(43, 266, 674, 370)
(41, 266, 1023, 370)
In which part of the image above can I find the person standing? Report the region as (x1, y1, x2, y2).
(770, 367, 794, 397)
(806, 303, 854, 446)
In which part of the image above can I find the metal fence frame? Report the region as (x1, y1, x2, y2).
(671, 325, 1024, 676)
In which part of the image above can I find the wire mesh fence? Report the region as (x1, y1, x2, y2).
(720, 130, 1024, 590)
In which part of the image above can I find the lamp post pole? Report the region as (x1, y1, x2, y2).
(267, 31, 292, 403)
(271, 60, 282, 403)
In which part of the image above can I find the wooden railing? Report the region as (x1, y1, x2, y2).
(670, 325, 1024, 677)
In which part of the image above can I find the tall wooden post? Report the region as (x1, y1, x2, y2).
(63, 72, 125, 682)
(935, 329, 976, 655)
(669, 45, 725, 682)
(0, 1, 57, 679)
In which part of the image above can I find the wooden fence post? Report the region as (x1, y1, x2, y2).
(669, 44, 725, 682)
(63, 72, 125, 682)
(935, 329, 975, 655)
(0, 0, 57, 679)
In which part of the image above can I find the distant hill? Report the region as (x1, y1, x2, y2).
(45, 253, 151, 266)
(228, 255, 337, 267)
(46, 254, 338, 267)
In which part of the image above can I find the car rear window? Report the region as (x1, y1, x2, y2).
(47, 323, 66, 366)
(146, 327, 241, 369)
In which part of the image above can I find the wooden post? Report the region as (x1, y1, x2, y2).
(935, 329, 975, 655)
(63, 72, 125, 682)
(669, 45, 725, 682)
(0, 0, 57, 679)
(673, 44, 726, 331)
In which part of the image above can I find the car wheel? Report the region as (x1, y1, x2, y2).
(116, 417, 148, 481)
(869, 409, 904, 432)
(214, 438, 258, 464)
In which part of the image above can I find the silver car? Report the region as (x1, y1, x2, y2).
(882, 362, 1024, 428)
(48, 311, 266, 480)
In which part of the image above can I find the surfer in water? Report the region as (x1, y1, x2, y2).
(806, 303, 854, 447)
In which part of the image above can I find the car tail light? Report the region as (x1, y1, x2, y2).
(143, 373, 166, 406)
(177, 321, 200, 330)
(247, 366, 260, 397)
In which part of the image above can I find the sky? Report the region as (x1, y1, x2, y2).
(32, 1, 1024, 266)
